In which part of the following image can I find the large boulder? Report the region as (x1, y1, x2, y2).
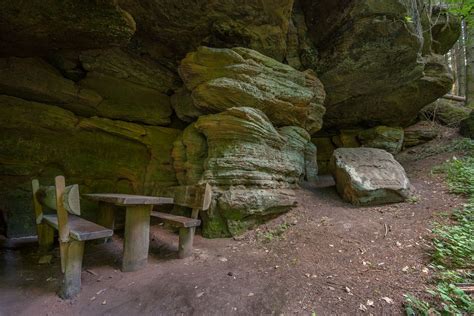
(0, 1, 136, 56)
(178, 46, 326, 134)
(172, 107, 316, 237)
(329, 148, 412, 205)
(299, 0, 458, 129)
(0, 95, 180, 237)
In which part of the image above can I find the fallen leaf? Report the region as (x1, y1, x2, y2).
(381, 297, 394, 304)
(422, 267, 429, 274)
(219, 257, 228, 262)
(96, 288, 107, 295)
(402, 266, 409, 272)
(359, 304, 367, 312)
(101, 300, 107, 305)
(196, 292, 205, 298)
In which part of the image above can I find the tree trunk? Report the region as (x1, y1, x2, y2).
(466, 21, 474, 106)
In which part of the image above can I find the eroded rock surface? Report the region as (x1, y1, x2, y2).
(299, 0, 457, 129)
(0, 1, 136, 56)
(178, 46, 326, 134)
(330, 148, 412, 205)
(0, 95, 180, 236)
(172, 107, 315, 237)
(118, 0, 294, 61)
(403, 121, 439, 147)
(358, 126, 404, 154)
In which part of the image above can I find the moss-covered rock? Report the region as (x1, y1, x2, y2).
(79, 73, 172, 125)
(172, 107, 315, 237)
(0, 0, 136, 56)
(118, 0, 294, 61)
(0, 95, 180, 237)
(420, 100, 471, 127)
(178, 46, 326, 134)
(299, 0, 457, 129)
(0, 57, 102, 115)
(403, 121, 439, 147)
(358, 126, 404, 154)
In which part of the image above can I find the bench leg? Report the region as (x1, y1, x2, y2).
(122, 205, 151, 272)
(96, 202, 115, 244)
(38, 224, 54, 253)
(60, 240, 85, 299)
(178, 227, 195, 259)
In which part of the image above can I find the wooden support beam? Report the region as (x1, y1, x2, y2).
(178, 227, 195, 259)
(59, 240, 85, 299)
(122, 205, 152, 272)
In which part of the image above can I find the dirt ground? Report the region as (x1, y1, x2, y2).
(0, 132, 467, 316)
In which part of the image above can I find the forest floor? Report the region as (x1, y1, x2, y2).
(0, 128, 469, 316)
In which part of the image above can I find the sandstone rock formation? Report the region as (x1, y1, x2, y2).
(172, 107, 315, 237)
(118, 0, 294, 61)
(299, 0, 458, 129)
(0, 1, 136, 56)
(330, 148, 412, 205)
(178, 46, 326, 134)
(403, 121, 439, 147)
(0, 95, 180, 236)
(358, 126, 404, 154)
(0, 0, 462, 237)
(312, 125, 405, 174)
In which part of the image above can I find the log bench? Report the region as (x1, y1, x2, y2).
(152, 183, 212, 258)
(31, 176, 113, 299)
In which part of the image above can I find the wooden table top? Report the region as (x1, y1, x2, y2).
(83, 193, 174, 206)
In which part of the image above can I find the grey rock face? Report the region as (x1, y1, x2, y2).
(330, 148, 412, 205)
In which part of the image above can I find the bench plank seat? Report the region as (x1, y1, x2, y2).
(43, 214, 113, 241)
(151, 211, 201, 228)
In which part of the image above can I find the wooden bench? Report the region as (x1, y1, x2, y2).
(31, 176, 113, 299)
(151, 183, 212, 258)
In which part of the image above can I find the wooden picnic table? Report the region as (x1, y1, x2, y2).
(83, 193, 173, 272)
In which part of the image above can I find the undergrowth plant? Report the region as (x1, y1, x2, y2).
(404, 138, 474, 315)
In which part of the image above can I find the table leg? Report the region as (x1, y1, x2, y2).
(122, 205, 152, 272)
(96, 202, 115, 243)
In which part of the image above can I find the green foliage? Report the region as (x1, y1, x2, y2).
(433, 139, 474, 195)
(432, 206, 474, 268)
(405, 142, 474, 315)
(440, 0, 474, 24)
